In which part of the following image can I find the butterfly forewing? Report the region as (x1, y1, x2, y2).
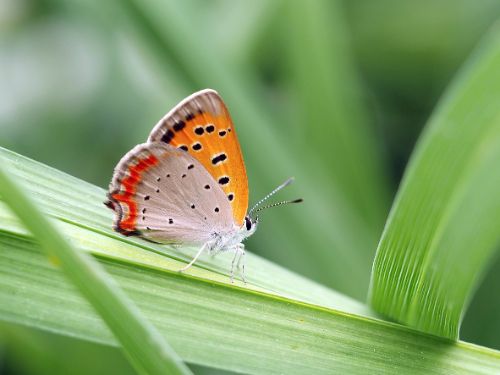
(107, 142, 234, 245)
(148, 89, 248, 225)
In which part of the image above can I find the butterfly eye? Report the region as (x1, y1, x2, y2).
(245, 216, 252, 231)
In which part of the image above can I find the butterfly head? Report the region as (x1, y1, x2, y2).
(243, 215, 259, 236)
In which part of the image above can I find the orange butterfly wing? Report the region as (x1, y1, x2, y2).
(148, 89, 248, 226)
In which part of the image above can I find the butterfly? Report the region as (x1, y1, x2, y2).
(105, 89, 301, 282)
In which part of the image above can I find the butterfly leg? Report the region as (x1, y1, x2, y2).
(230, 244, 246, 284)
(179, 242, 208, 272)
(230, 250, 238, 283)
(236, 244, 245, 269)
(239, 249, 246, 284)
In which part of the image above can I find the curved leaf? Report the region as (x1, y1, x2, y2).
(369, 24, 500, 339)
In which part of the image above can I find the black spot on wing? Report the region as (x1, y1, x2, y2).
(185, 113, 195, 121)
(218, 176, 229, 185)
(212, 153, 227, 165)
(173, 120, 186, 132)
(206, 125, 215, 133)
(161, 129, 175, 143)
(178, 145, 188, 152)
(192, 142, 202, 151)
(194, 126, 204, 135)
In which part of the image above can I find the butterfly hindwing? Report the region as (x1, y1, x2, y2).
(148, 89, 248, 226)
(107, 142, 234, 245)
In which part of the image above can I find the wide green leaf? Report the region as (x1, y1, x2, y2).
(369, 24, 500, 339)
(2, 218, 500, 374)
(1, 150, 500, 373)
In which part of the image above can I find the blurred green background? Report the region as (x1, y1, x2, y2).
(1, 0, 499, 373)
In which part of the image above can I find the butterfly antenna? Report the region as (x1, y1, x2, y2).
(248, 177, 295, 216)
(253, 199, 303, 215)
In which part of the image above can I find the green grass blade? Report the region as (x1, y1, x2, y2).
(0, 165, 191, 374)
(111, 0, 382, 298)
(369, 24, 500, 339)
(208, 0, 284, 66)
(0, 151, 500, 373)
(0, 146, 368, 316)
(0, 322, 136, 375)
(1, 228, 500, 374)
(285, 0, 390, 229)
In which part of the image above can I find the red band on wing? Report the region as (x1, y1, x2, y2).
(112, 154, 159, 231)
